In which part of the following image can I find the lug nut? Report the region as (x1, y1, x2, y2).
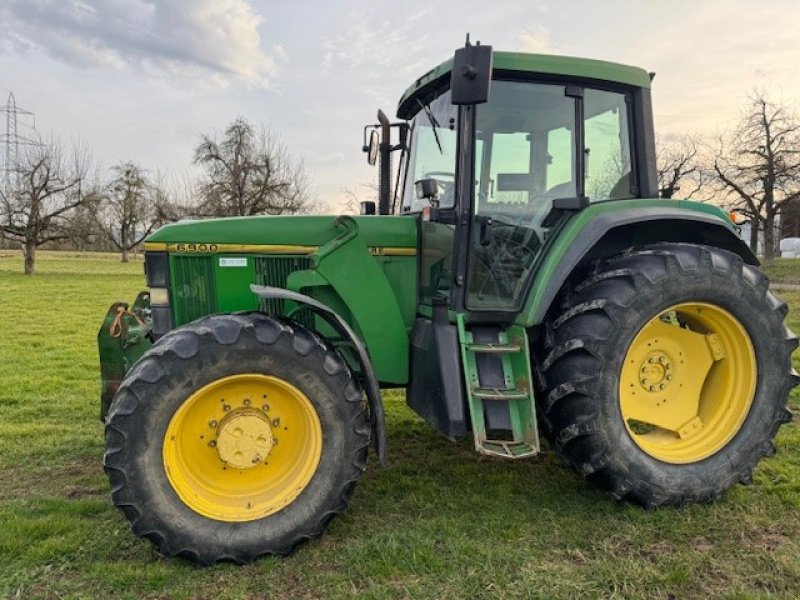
(209, 420, 218, 428)
(243, 399, 251, 406)
(208, 440, 216, 447)
(223, 404, 231, 412)
(262, 404, 270, 412)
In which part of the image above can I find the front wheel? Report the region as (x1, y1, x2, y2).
(104, 314, 369, 564)
(538, 243, 798, 507)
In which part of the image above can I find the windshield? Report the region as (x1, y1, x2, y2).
(401, 91, 458, 213)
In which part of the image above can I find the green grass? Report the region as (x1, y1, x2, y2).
(762, 258, 800, 286)
(0, 251, 799, 599)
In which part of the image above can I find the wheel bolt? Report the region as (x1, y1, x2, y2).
(262, 404, 270, 412)
(208, 440, 216, 447)
(209, 420, 218, 428)
(223, 404, 231, 412)
(243, 399, 251, 406)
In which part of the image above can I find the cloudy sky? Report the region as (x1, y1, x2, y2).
(1, 0, 798, 209)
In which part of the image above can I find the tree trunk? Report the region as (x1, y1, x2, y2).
(749, 220, 759, 255)
(763, 213, 776, 263)
(121, 247, 129, 263)
(23, 240, 36, 275)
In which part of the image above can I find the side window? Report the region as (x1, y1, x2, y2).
(487, 132, 530, 205)
(545, 126, 573, 193)
(584, 89, 633, 201)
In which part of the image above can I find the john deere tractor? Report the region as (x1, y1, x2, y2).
(99, 40, 798, 564)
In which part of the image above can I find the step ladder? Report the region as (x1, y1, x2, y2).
(457, 314, 539, 459)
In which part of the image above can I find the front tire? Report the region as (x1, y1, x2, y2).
(104, 313, 369, 564)
(537, 243, 798, 508)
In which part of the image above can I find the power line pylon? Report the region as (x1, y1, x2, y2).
(1, 92, 37, 196)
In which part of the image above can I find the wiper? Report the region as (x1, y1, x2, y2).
(416, 99, 443, 154)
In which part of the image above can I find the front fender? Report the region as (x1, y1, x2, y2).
(250, 284, 388, 467)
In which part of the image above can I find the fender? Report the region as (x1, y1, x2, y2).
(518, 203, 758, 327)
(250, 284, 388, 467)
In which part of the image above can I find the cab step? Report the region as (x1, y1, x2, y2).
(471, 387, 529, 401)
(457, 314, 539, 460)
(465, 343, 522, 354)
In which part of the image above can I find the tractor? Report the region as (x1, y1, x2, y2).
(98, 39, 798, 564)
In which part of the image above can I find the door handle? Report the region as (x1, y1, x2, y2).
(480, 217, 493, 246)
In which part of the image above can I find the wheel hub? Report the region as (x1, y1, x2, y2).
(215, 409, 273, 469)
(638, 351, 673, 392)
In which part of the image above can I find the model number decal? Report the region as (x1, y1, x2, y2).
(170, 243, 219, 253)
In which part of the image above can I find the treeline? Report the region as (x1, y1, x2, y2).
(3, 90, 799, 275)
(0, 117, 311, 274)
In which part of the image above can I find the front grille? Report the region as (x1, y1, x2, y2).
(171, 255, 216, 324)
(254, 256, 315, 328)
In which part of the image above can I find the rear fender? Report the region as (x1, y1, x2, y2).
(519, 205, 757, 327)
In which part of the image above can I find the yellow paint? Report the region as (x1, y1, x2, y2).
(144, 241, 416, 256)
(163, 374, 322, 522)
(619, 302, 757, 463)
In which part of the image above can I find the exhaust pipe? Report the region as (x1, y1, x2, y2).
(377, 109, 392, 215)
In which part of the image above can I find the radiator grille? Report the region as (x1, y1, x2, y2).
(254, 256, 315, 327)
(171, 255, 216, 324)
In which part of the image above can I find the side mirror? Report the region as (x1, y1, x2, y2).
(450, 36, 492, 105)
(364, 130, 379, 166)
(360, 201, 376, 215)
(415, 178, 439, 201)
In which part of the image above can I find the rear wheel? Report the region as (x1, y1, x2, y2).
(104, 313, 369, 564)
(537, 243, 798, 507)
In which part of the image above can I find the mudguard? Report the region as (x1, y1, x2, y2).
(250, 284, 388, 467)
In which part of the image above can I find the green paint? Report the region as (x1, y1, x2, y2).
(398, 51, 651, 117)
(311, 217, 410, 384)
(151, 215, 417, 385)
(517, 198, 736, 327)
(148, 214, 417, 248)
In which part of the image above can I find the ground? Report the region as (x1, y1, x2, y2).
(0, 251, 798, 600)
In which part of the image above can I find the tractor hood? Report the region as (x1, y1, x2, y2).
(145, 214, 418, 251)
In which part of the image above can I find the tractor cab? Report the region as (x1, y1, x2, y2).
(367, 40, 657, 317)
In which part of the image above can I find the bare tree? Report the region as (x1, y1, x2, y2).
(101, 161, 160, 262)
(193, 117, 310, 217)
(714, 91, 800, 261)
(153, 172, 200, 223)
(0, 135, 98, 274)
(657, 134, 709, 199)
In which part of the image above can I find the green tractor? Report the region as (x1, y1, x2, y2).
(99, 40, 798, 564)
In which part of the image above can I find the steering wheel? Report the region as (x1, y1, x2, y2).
(423, 171, 456, 205)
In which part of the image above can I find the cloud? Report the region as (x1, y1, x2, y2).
(0, 0, 276, 86)
(519, 24, 563, 54)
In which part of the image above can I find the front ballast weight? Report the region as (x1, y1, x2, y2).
(98, 291, 153, 420)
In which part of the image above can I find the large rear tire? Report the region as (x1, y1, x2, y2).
(537, 243, 798, 507)
(104, 313, 369, 564)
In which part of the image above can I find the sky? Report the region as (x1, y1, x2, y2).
(1, 0, 799, 210)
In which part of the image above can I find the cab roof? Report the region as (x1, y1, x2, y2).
(397, 51, 651, 119)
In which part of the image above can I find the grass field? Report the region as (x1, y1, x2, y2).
(0, 251, 798, 599)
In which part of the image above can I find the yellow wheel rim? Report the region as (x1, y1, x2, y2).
(163, 374, 322, 522)
(619, 303, 757, 464)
